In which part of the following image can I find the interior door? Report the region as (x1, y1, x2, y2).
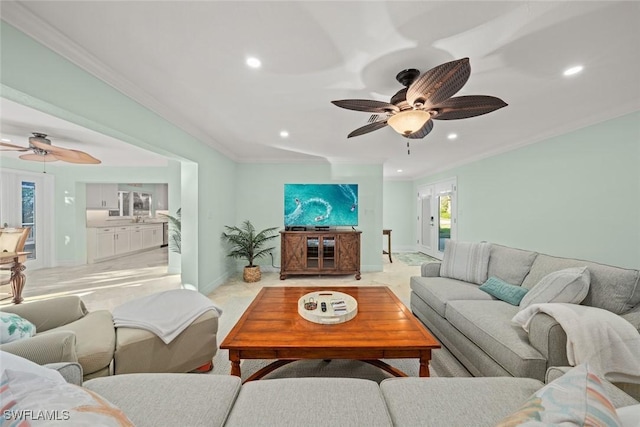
(417, 189, 434, 255)
(417, 178, 457, 259)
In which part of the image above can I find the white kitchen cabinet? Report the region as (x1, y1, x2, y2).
(142, 224, 163, 249)
(114, 227, 131, 255)
(95, 228, 115, 259)
(88, 223, 164, 263)
(86, 184, 119, 209)
(130, 227, 143, 251)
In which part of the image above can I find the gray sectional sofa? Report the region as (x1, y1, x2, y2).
(410, 243, 640, 394)
(80, 366, 638, 426)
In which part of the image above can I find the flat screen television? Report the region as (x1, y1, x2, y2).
(284, 184, 358, 228)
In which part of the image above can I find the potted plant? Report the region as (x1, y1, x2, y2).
(159, 208, 181, 254)
(222, 220, 278, 282)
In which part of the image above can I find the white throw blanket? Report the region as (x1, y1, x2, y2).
(513, 303, 640, 384)
(112, 289, 222, 344)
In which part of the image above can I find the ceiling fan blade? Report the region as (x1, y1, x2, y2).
(431, 95, 508, 120)
(406, 58, 471, 109)
(54, 149, 102, 164)
(332, 99, 399, 114)
(19, 153, 59, 162)
(406, 119, 435, 139)
(0, 142, 29, 151)
(347, 120, 389, 138)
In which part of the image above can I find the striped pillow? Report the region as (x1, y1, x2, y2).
(440, 240, 491, 285)
(497, 364, 622, 427)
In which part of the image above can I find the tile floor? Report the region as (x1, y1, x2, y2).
(0, 248, 422, 311)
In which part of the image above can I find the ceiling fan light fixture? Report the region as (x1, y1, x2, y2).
(387, 110, 431, 135)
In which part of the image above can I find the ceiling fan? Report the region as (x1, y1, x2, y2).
(0, 132, 101, 164)
(331, 58, 507, 151)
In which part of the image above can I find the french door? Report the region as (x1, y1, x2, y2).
(0, 169, 54, 269)
(417, 178, 457, 259)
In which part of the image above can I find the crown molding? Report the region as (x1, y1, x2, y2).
(1, 2, 240, 162)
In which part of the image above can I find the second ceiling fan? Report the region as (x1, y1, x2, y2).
(0, 132, 101, 164)
(331, 58, 507, 151)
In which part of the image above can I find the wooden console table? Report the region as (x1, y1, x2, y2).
(0, 251, 30, 304)
(280, 230, 361, 280)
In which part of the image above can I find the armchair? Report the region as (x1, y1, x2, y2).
(1, 293, 219, 380)
(0, 295, 115, 380)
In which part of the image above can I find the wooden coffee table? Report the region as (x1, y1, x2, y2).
(220, 286, 440, 381)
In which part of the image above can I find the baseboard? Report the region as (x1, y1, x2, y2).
(199, 271, 231, 296)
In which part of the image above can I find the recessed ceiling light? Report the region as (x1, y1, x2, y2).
(279, 130, 289, 138)
(246, 57, 261, 69)
(397, 169, 403, 173)
(447, 133, 458, 140)
(563, 65, 583, 76)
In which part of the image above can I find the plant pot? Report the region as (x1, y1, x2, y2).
(243, 266, 261, 283)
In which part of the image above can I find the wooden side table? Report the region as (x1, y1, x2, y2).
(383, 229, 392, 263)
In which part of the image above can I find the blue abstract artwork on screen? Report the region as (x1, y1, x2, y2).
(284, 184, 358, 227)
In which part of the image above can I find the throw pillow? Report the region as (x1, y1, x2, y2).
(0, 351, 65, 384)
(440, 240, 491, 285)
(519, 266, 590, 310)
(496, 364, 622, 427)
(0, 312, 36, 344)
(479, 277, 528, 306)
(2, 369, 135, 426)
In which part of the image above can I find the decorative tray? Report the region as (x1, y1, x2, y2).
(298, 290, 357, 325)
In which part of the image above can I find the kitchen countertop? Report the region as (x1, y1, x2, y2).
(87, 219, 167, 228)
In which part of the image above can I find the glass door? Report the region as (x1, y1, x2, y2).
(321, 236, 335, 269)
(0, 170, 52, 270)
(21, 181, 36, 259)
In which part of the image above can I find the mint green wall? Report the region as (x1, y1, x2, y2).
(414, 112, 640, 269)
(235, 163, 384, 272)
(382, 180, 415, 252)
(1, 22, 237, 293)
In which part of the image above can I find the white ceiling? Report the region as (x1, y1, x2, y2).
(1, 1, 639, 178)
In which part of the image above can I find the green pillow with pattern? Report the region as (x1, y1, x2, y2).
(0, 313, 36, 344)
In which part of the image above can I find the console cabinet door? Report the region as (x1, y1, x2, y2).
(281, 233, 306, 271)
(337, 233, 360, 271)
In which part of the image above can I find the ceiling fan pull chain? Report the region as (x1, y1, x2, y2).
(407, 141, 410, 155)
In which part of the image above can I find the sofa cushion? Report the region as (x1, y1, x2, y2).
(480, 277, 529, 306)
(487, 244, 538, 285)
(410, 276, 493, 317)
(445, 300, 547, 379)
(521, 254, 640, 314)
(380, 377, 543, 427)
(497, 364, 622, 427)
(440, 240, 491, 285)
(225, 377, 392, 427)
(84, 373, 241, 427)
(519, 266, 591, 309)
(41, 310, 115, 376)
